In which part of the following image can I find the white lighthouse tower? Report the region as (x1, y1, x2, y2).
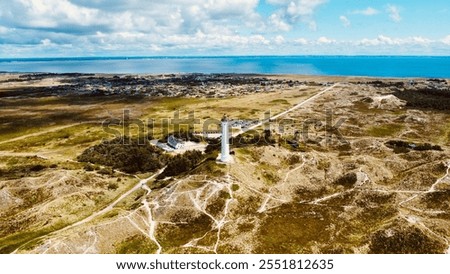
(219, 114, 233, 163)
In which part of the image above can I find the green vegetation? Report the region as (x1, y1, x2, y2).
(234, 195, 263, 215)
(158, 150, 204, 178)
(231, 130, 276, 148)
(101, 210, 120, 220)
(231, 184, 240, 192)
(115, 234, 158, 254)
(367, 124, 403, 137)
(189, 159, 226, 177)
(78, 136, 211, 178)
(0, 157, 49, 179)
(157, 212, 213, 249)
(107, 182, 119, 190)
(421, 190, 450, 211)
(150, 97, 206, 111)
(317, 159, 331, 170)
(77, 137, 168, 173)
(278, 137, 310, 152)
(294, 186, 330, 202)
(284, 154, 302, 166)
(393, 88, 450, 111)
(334, 172, 358, 188)
(385, 140, 442, 153)
(255, 204, 340, 253)
(0, 222, 66, 254)
(255, 189, 401, 253)
(237, 147, 262, 162)
(0, 124, 104, 152)
(269, 99, 290, 105)
(261, 170, 280, 185)
(369, 225, 446, 254)
(1, 75, 449, 254)
(206, 190, 229, 216)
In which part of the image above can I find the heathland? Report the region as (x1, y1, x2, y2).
(0, 73, 449, 254)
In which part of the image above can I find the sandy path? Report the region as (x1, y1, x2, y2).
(232, 83, 340, 137)
(58, 168, 165, 233)
(12, 167, 165, 253)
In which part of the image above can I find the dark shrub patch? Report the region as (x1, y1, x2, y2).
(334, 173, 358, 188)
(369, 225, 446, 254)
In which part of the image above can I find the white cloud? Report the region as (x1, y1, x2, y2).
(410, 36, 431, 45)
(0, 0, 449, 56)
(4, 0, 102, 28)
(0, 0, 269, 55)
(269, 12, 292, 31)
(352, 7, 379, 16)
(0, 26, 10, 34)
(442, 35, 450, 45)
(40, 38, 54, 46)
(284, 0, 328, 17)
(358, 35, 398, 46)
(274, 35, 285, 45)
(358, 35, 432, 46)
(294, 38, 309, 45)
(317, 36, 335, 44)
(386, 4, 401, 22)
(339, 15, 350, 27)
(204, 0, 259, 17)
(0, 0, 262, 36)
(160, 32, 271, 51)
(267, 0, 328, 31)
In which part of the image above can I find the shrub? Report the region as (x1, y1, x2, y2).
(385, 140, 442, 152)
(84, 164, 95, 171)
(369, 226, 446, 254)
(77, 137, 168, 173)
(29, 165, 46, 172)
(158, 150, 204, 178)
(334, 172, 358, 188)
(98, 168, 113, 175)
(107, 182, 119, 190)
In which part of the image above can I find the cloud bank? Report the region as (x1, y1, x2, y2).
(0, 0, 448, 56)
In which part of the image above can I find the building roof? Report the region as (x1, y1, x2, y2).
(167, 135, 184, 148)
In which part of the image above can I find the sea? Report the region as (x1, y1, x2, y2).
(0, 56, 449, 78)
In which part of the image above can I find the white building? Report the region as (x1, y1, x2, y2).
(167, 135, 185, 150)
(219, 114, 233, 163)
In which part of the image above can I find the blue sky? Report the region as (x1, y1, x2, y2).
(0, 0, 449, 57)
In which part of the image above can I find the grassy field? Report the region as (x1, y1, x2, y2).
(1, 75, 449, 254)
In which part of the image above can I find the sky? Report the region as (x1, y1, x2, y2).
(0, 0, 449, 57)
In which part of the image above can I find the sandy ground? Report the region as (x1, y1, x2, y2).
(1, 73, 449, 254)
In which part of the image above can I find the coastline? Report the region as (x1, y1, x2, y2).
(0, 72, 449, 254)
(1, 56, 450, 78)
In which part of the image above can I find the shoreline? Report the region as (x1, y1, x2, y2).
(1, 56, 450, 79)
(0, 73, 449, 105)
(1, 71, 449, 81)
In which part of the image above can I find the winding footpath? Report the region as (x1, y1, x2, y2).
(12, 167, 165, 253)
(59, 168, 166, 233)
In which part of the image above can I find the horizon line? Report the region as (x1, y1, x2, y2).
(1, 55, 450, 61)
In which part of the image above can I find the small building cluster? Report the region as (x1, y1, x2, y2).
(230, 119, 259, 130)
(167, 135, 185, 150)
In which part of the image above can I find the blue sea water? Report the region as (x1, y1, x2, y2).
(0, 56, 449, 78)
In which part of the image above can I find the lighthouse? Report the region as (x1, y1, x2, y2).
(219, 114, 233, 163)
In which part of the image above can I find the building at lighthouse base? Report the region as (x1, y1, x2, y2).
(216, 152, 235, 164)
